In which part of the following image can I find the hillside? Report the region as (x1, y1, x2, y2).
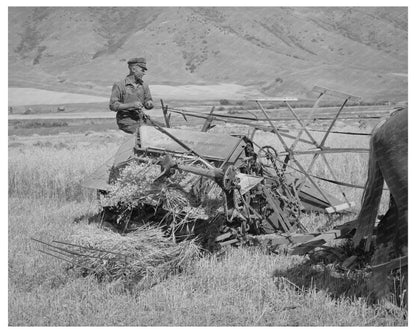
(8, 7, 408, 102)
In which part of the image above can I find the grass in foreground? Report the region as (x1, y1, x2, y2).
(8, 197, 407, 326)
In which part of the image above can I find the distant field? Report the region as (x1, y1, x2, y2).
(8, 88, 108, 106)
(8, 119, 118, 136)
(8, 84, 264, 108)
(8, 101, 392, 138)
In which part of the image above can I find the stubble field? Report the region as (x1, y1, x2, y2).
(8, 105, 406, 326)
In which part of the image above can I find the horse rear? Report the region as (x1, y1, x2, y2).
(353, 107, 408, 301)
(353, 108, 408, 252)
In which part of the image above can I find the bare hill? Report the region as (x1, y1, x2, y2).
(8, 7, 408, 102)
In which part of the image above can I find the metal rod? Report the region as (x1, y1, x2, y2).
(320, 153, 352, 208)
(263, 187, 291, 232)
(47, 243, 112, 260)
(167, 109, 319, 145)
(169, 109, 387, 121)
(38, 249, 74, 264)
(202, 112, 258, 121)
(176, 164, 222, 179)
(298, 153, 320, 188)
(41, 246, 77, 260)
(319, 98, 349, 147)
(168, 109, 291, 133)
(291, 157, 337, 212)
(289, 127, 306, 151)
(262, 159, 387, 191)
(37, 250, 99, 273)
(51, 239, 132, 258)
(277, 147, 369, 155)
(303, 129, 372, 136)
(313, 92, 325, 108)
(256, 101, 291, 152)
(249, 128, 257, 141)
(145, 116, 214, 169)
(284, 98, 323, 169)
(372, 256, 408, 272)
(248, 98, 299, 102)
(285, 101, 319, 146)
(298, 97, 350, 191)
(201, 106, 216, 132)
(311, 86, 361, 102)
(160, 99, 171, 128)
(267, 130, 315, 145)
(257, 100, 294, 172)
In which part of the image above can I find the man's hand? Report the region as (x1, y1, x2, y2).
(130, 101, 143, 110)
(144, 100, 154, 110)
(112, 101, 144, 112)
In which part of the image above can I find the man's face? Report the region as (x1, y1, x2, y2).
(131, 64, 146, 81)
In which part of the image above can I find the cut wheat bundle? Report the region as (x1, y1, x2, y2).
(33, 224, 202, 288)
(100, 159, 224, 233)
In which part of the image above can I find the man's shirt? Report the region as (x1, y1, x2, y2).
(109, 75, 153, 112)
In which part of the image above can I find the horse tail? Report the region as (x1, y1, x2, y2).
(352, 135, 384, 250)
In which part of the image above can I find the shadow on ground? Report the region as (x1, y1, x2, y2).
(272, 240, 407, 309)
(272, 257, 371, 301)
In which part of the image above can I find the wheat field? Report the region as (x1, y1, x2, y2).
(8, 120, 405, 326)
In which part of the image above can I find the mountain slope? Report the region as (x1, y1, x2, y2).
(8, 7, 408, 102)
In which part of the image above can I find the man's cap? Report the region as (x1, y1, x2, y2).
(127, 57, 147, 70)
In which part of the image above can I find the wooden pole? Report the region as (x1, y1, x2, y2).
(201, 106, 215, 132)
(160, 99, 170, 128)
